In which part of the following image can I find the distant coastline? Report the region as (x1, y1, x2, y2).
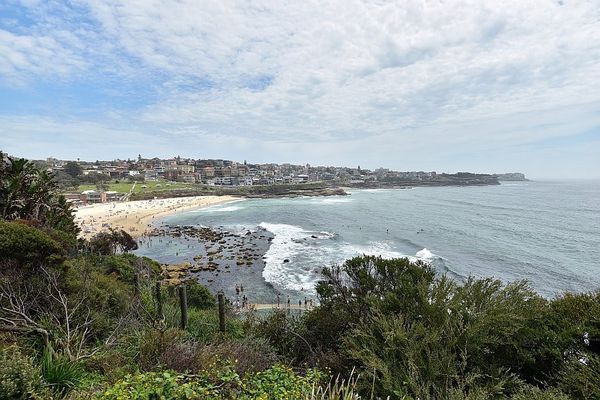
(127, 172, 511, 201)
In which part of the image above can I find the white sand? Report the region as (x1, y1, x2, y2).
(74, 195, 238, 238)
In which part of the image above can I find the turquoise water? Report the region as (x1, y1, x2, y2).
(136, 181, 600, 299)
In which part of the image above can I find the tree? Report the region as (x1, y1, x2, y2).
(0, 152, 79, 238)
(96, 181, 110, 192)
(63, 161, 82, 178)
(87, 229, 138, 255)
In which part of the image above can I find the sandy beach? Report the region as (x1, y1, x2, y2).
(74, 195, 238, 238)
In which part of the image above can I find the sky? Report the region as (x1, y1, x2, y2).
(1, 0, 599, 179)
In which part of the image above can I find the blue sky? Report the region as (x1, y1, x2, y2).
(1, 0, 599, 179)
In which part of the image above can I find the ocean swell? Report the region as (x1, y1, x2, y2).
(259, 222, 445, 293)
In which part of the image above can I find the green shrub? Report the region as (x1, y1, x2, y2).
(0, 220, 64, 267)
(195, 336, 279, 376)
(132, 327, 186, 371)
(99, 365, 241, 400)
(509, 385, 570, 400)
(185, 280, 216, 310)
(98, 365, 329, 399)
(41, 348, 84, 398)
(556, 354, 600, 399)
(241, 364, 325, 399)
(0, 345, 51, 399)
(99, 370, 221, 399)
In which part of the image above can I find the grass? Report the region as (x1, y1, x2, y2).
(77, 180, 193, 194)
(41, 348, 84, 398)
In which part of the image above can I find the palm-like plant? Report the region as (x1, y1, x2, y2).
(0, 151, 78, 237)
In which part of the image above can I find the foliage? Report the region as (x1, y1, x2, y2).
(99, 365, 326, 400)
(162, 302, 245, 343)
(313, 257, 558, 397)
(249, 256, 600, 399)
(41, 347, 85, 398)
(241, 364, 325, 400)
(184, 279, 217, 310)
(90, 253, 160, 283)
(86, 229, 139, 255)
(195, 336, 280, 377)
(99, 369, 224, 399)
(0, 152, 79, 238)
(556, 354, 600, 399)
(253, 310, 307, 363)
(507, 386, 570, 400)
(0, 345, 51, 399)
(0, 219, 64, 267)
(63, 162, 83, 179)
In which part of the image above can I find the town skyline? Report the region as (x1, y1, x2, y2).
(15, 152, 529, 182)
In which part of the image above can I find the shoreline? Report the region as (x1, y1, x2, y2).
(74, 195, 239, 239)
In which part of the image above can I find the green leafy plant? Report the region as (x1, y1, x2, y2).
(0, 345, 51, 399)
(41, 347, 84, 398)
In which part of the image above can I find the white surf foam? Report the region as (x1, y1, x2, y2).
(416, 248, 435, 260)
(197, 205, 244, 213)
(260, 222, 316, 291)
(340, 241, 406, 260)
(260, 221, 443, 293)
(317, 197, 354, 204)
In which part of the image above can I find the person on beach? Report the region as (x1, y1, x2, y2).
(235, 285, 240, 296)
(287, 296, 290, 308)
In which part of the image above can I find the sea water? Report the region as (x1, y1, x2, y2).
(135, 181, 600, 299)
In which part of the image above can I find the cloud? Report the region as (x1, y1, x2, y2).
(0, 0, 599, 177)
(0, 29, 85, 84)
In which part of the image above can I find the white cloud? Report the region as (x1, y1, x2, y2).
(0, 29, 85, 84)
(0, 0, 599, 176)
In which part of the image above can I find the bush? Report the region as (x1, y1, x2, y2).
(99, 370, 223, 399)
(185, 280, 216, 310)
(556, 354, 600, 399)
(509, 386, 570, 400)
(0, 220, 64, 267)
(0, 345, 51, 399)
(41, 348, 85, 398)
(132, 327, 186, 371)
(196, 336, 279, 377)
(241, 364, 325, 399)
(306, 256, 579, 398)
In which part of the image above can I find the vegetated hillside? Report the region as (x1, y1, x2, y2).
(129, 182, 346, 200)
(1, 152, 599, 399)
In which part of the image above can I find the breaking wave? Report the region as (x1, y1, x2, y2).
(259, 223, 445, 293)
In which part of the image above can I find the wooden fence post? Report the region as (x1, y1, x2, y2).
(155, 281, 164, 321)
(217, 291, 225, 333)
(179, 285, 188, 330)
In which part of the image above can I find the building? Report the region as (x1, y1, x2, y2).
(180, 173, 198, 183)
(104, 191, 120, 202)
(80, 190, 119, 204)
(214, 176, 232, 185)
(80, 190, 102, 204)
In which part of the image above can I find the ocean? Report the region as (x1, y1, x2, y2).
(134, 181, 600, 301)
